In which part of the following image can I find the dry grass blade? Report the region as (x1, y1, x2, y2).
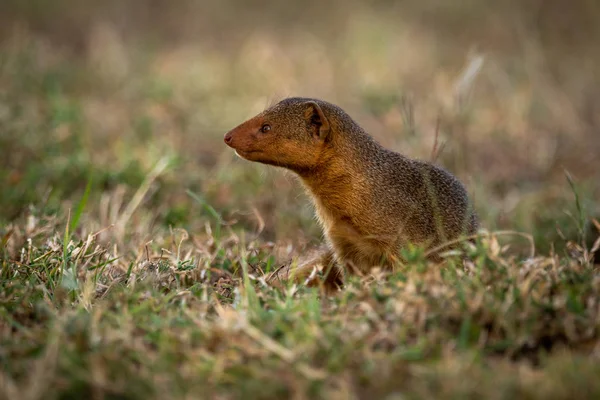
(242, 323, 327, 381)
(424, 230, 536, 259)
(116, 157, 171, 236)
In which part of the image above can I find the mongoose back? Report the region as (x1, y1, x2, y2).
(224, 97, 478, 285)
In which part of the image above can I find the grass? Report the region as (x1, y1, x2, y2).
(2, 214, 600, 398)
(1, 3, 600, 398)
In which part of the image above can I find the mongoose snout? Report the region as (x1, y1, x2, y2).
(223, 117, 269, 160)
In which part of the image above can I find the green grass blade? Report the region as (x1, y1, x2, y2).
(69, 176, 93, 234)
(186, 189, 222, 224)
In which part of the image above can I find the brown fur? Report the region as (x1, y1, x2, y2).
(224, 97, 478, 289)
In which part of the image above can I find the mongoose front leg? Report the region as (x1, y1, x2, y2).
(266, 249, 343, 292)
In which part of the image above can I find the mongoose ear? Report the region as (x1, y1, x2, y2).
(304, 101, 330, 141)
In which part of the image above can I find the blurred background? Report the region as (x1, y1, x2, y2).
(1, 0, 598, 255)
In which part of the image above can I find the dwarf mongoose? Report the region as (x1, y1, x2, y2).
(224, 97, 478, 288)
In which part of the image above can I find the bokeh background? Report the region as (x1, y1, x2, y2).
(1, 0, 599, 254)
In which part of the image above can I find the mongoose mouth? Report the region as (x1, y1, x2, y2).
(234, 149, 262, 160)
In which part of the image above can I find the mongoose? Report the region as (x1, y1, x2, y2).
(224, 97, 478, 288)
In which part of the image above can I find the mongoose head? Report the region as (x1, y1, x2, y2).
(224, 98, 331, 173)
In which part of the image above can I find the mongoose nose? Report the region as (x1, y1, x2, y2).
(224, 132, 233, 145)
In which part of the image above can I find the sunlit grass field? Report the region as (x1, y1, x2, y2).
(1, 2, 600, 398)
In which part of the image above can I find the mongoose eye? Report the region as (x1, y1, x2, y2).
(260, 124, 271, 133)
